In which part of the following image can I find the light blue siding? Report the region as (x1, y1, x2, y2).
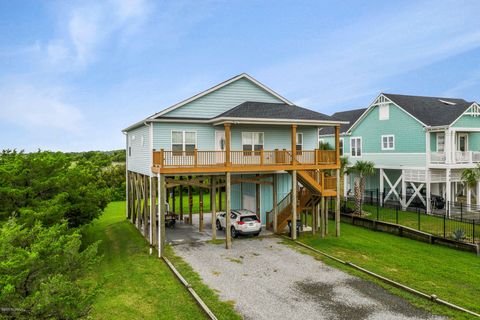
(153, 122, 215, 150)
(162, 78, 284, 119)
(452, 110, 480, 128)
(127, 124, 151, 175)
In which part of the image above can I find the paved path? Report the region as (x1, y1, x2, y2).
(173, 237, 444, 320)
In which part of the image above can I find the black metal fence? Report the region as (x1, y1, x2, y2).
(336, 189, 479, 244)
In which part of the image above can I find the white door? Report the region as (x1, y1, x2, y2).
(242, 194, 256, 212)
(215, 131, 226, 163)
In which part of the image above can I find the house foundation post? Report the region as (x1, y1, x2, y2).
(225, 172, 232, 249)
(291, 170, 297, 240)
(199, 187, 204, 232)
(336, 169, 341, 237)
(211, 177, 217, 240)
(273, 174, 278, 233)
(320, 196, 325, 238)
(158, 173, 166, 258)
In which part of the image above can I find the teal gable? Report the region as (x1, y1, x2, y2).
(162, 77, 285, 119)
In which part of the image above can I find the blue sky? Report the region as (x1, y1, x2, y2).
(1, 0, 480, 151)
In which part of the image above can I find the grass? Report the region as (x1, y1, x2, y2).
(167, 191, 226, 214)
(82, 201, 213, 319)
(296, 220, 480, 320)
(340, 200, 480, 242)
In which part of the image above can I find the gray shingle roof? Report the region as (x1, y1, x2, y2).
(213, 101, 339, 122)
(320, 108, 367, 135)
(383, 93, 473, 126)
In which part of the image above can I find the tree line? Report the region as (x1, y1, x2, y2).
(0, 149, 126, 319)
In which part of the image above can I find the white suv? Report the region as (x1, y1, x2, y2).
(216, 209, 262, 238)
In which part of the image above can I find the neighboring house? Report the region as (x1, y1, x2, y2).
(123, 73, 345, 255)
(320, 93, 480, 214)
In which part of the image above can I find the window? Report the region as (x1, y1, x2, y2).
(339, 138, 344, 156)
(171, 131, 196, 155)
(381, 135, 394, 150)
(436, 133, 445, 152)
(351, 137, 362, 157)
(242, 132, 264, 155)
(379, 104, 389, 120)
(296, 133, 303, 155)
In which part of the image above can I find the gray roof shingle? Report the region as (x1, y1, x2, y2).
(213, 101, 338, 122)
(383, 93, 473, 126)
(320, 108, 367, 135)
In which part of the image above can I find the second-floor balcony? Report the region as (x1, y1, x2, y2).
(430, 151, 480, 165)
(152, 149, 339, 174)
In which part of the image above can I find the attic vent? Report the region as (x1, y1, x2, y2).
(438, 99, 456, 106)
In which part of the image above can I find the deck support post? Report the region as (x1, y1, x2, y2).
(291, 170, 297, 240)
(188, 180, 193, 225)
(446, 168, 451, 217)
(151, 175, 157, 247)
(149, 176, 153, 254)
(158, 173, 166, 258)
(336, 169, 341, 237)
(379, 168, 384, 207)
(325, 197, 329, 235)
(273, 174, 278, 233)
(477, 181, 480, 206)
(320, 196, 325, 238)
(143, 175, 149, 239)
(172, 185, 176, 214)
(256, 174, 261, 223)
(225, 123, 231, 167)
(225, 172, 232, 249)
(401, 169, 407, 211)
(211, 177, 217, 240)
(179, 177, 184, 221)
(199, 187, 204, 232)
(312, 202, 316, 235)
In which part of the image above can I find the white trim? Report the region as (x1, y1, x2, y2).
(149, 73, 293, 119)
(347, 93, 428, 134)
(381, 134, 395, 150)
(350, 136, 362, 157)
(170, 130, 198, 151)
(212, 117, 347, 126)
(449, 102, 478, 126)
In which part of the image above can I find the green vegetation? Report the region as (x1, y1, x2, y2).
(297, 221, 480, 319)
(82, 202, 210, 320)
(0, 150, 126, 319)
(168, 191, 226, 214)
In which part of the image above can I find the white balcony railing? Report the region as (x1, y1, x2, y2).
(429, 151, 480, 164)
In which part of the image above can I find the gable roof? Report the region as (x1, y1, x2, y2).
(213, 101, 337, 122)
(149, 73, 293, 120)
(320, 108, 367, 135)
(383, 93, 473, 127)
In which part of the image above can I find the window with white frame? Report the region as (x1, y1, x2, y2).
(339, 138, 344, 156)
(242, 132, 264, 155)
(379, 104, 389, 120)
(351, 137, 362, 157)
(436, 133, 445, 152)
(296, 133, 303, 155)
(172, 131, 196, 155)
(381, 135, 394, 150)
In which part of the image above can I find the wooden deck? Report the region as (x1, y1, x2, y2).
(151, 149, 339, 174)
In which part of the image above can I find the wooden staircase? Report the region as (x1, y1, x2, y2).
(270, 170, 337, 232)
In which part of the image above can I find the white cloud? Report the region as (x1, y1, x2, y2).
(0, 82, 83, 133)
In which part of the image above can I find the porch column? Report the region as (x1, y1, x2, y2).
(149, 176, 153, 255)
(179, 177, 183, 221)
(256, 174, 261, 222)
(225, 172, 232, 249)
(426, 169, 431, 215)
(291, 170, 297, 239)
(445, 130, 452, 164)
(446, 168, 451, 217)
(158, 174, 166, 257)
(401, 169, 406, 210)
(320, 196, 326, 238)
(335, 125, 340, 166)
(335, 169, 341, 237)
(343, 173, 348, 198)
(312, 202, 316, 235)
(273, 174, 278, 233)
(379, 168, 384, 206)
(426, 130, 431, 165)
(477, 181, 480, 206)
(211, 177, 217, 240)
(224, 123, 231, 166)
(199, 188, 204, 232)
(151, 175, 157, 247)
(467, 184, 472, 209)
(291, 125, 297, 164)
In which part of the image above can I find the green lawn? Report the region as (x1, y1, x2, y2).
(342, 201, 479, 243)
(82, 201, 236, 319)
(297, 221, 480, 320)
(168, 191, 226, 214)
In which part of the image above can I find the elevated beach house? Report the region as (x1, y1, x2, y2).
(320, 93, 480, 215)
(123, 73, 345, 256)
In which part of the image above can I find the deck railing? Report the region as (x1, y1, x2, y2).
(430, 151, 480, 164)
(152, 149, 337, 169)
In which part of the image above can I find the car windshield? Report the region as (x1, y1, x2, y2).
(241, 215, 257, 222)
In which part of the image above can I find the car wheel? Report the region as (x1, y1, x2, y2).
(231, 226, 238, 238)
(216, 220, 222, 231)
(254, 232, 260, 237)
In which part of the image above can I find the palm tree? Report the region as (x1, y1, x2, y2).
(461, 165, 480, 204)
(351, 160, 375, 214)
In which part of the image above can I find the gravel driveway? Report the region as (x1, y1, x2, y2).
(173, 237, 444, 320)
